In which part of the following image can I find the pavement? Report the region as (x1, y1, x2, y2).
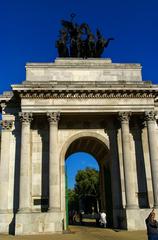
(0, 226, 147, 240)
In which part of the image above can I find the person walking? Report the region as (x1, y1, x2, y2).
(146, 209, 158, 240)
(99, 210, 107, 228)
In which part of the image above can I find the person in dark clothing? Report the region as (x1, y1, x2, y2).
(146, 209, 158, 240)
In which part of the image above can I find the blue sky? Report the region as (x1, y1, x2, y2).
(0, 0, 158, 188)
(0, 0, 158, 93)
(66, 152, 99, 189)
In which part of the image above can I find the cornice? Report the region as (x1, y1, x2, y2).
(25, 58, 142, 70)
(0, 91, 13, 101)
(15, 89, 157, 99)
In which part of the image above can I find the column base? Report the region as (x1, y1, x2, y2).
(112, 208, 155, 230)
(18, 208, 32, 213)
(48, 207, 60, 213)
(126, 208, 153, 230)
(126, 204, 139, 209)
(0, 209, 13, 214)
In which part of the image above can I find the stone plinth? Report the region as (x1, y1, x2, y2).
(0, 213, 14, 234)
(15, 212, 64, 235)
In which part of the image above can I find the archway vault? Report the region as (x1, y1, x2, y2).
(61, 131, 110, 167)
(65, 136, 109, 166)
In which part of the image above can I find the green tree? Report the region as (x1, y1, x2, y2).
(68, 188, 79, 211)
(75, 167, 99, 213)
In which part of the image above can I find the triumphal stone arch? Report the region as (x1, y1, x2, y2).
(0, 57, 158, 234)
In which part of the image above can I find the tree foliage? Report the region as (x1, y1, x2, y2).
(75, 167, 99, 199)
(68, 188, 79, 211)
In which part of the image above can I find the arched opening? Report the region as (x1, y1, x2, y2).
(64, 136, 113, 227)
(66, 152, 99, 189)
(66, 152, 99, 222)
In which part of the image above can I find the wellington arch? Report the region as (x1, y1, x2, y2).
(1, 58, 158, 235)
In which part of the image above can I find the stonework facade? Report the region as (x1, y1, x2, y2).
(0, 58, 158, 234)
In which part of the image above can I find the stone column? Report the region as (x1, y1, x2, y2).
(0, 120, 13, 213)
(145, 111, 158, 208)
(47, 112, 60, 211)
(119, 112, 137, 209)
(18, 112, 32, 213)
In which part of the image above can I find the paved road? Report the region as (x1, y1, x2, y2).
(0, 226, 147, 240)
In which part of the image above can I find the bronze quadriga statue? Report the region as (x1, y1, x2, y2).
(56, 15, 114, 58)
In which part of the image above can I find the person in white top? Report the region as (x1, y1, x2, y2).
(100, 210, 107, 228)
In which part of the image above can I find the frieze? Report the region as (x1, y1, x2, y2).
(18, 90, 156, 99)
(0, 120, 13, 130)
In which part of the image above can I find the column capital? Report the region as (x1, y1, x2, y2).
(47, 112, 60, 124)
(19, 112, 33, 123)
(145, 111, 157, 122)
(118, 112, 131, 123)
(0, 120, 13, 130)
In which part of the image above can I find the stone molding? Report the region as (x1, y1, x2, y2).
(19, 112, 33, 123)
(145, 111, 157, 122)
(0, 120, 13, 130)
(18, 89, 156, 99)
(25, 59, 142, 70)
(118, 112, 131, 123)
(47, 112, 60, 123)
